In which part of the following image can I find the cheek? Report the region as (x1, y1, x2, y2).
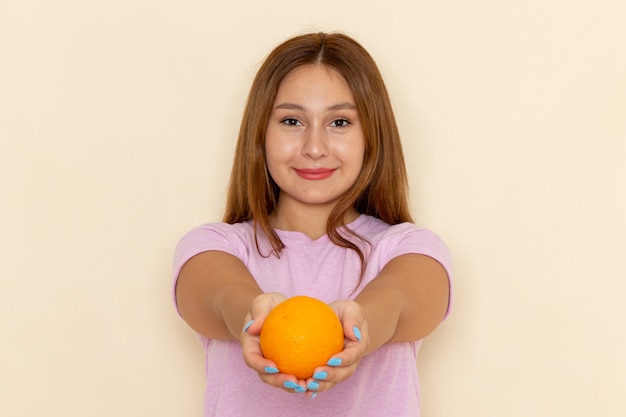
(264, 149, 280, 179)
(265, 133, 299, 160)
(337, 140, 365, 168)
(264, 137, 282, 169)
(350, 145, 366, 181)
(264, 140, 291, 184)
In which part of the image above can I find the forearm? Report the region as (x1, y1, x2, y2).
(176, 251, 263, 340)
(354, 284, 405, 355)
(355, 254, 450, 354)
(214, 282, 264, 340)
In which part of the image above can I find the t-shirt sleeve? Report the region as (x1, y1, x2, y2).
(171, 223, 248, 316)
(386, 224, 454, 320)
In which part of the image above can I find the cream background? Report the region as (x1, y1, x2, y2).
(1, 1, 625, 416)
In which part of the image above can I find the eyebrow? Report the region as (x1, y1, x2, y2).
(273, 102, 357, 111)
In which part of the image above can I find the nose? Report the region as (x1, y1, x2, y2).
(302, 125, 328, 159)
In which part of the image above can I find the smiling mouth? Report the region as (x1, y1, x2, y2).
(294, 168, 336, 180)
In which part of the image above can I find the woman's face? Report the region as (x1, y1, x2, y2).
(265, 65, 365, 211)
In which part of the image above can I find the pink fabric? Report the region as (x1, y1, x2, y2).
(173, 214, 452, 417)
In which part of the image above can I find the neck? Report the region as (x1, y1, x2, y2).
(270, 199, 359, 240)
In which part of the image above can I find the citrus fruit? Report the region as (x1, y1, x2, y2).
(259, 295, 344, 379)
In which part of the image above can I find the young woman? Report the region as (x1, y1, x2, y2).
(173, 32, 452, 417)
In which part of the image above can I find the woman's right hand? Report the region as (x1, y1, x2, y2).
(240, 292, 311, 393)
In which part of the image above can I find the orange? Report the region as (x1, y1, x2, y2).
(259, 295, 344, 379)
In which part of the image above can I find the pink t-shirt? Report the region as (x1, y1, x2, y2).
(173, 214, 452, 417)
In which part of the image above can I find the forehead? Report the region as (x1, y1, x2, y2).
(276, 65, 354, 100)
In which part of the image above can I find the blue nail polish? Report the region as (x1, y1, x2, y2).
(283, 381, 299, 389)
(264, 366, 279, 374)
(311, 392, 318, 399)
(307, 381, 320, 390)
(294, 386, 306, 393)
(313, 371, 328, 380)
(327, 357, 342, 367)
(353, 326, 362, 342)
(243, 320, 254, 332)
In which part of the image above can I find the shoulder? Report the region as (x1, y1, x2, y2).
(179, 221, 254, 239)
(355, 215, 445, 245)
(176, 221, 254, 250)
(173, 221, 256, 274)
(355, 215, 452, 273)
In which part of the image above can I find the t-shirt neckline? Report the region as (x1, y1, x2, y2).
(273, 214, 367, 243)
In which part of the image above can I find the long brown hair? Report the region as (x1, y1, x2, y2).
(223, 32, 413, 271)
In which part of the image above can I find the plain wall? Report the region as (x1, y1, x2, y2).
(1, 1, 625, 415)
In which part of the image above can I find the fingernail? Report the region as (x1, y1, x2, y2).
(353, 326, 362, 342)
(311, 392, 318, 399)
(283, 381, 299, 389)
(243, 320, 254, 332)
(327, 357, 342, 366)
(313, 371, 328, 380)
(294, 386, 306, 393)
(307, 381, 320, 390)
(264, 366, 279, 374)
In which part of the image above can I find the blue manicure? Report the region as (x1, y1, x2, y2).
(243, 320, 254, 332)
(311, 392, 318, 399)
(283, 381, 299, 389)
(294, 386, 306, 393)
(264, 366, 279, 374)
(327, 357, 342, 367)
(307, 381, 320, 390)
(353, 326, 362, 342)
(313, 371, 328, 380)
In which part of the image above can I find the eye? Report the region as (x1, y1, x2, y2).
(281, 117, 302, 127)
(330, 118, 351, 128)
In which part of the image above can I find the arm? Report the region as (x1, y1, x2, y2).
(355, 253, 450, 354)
(311, 253, 450, 394)
(175, 250, 264, 341)
(175, 250, 297, 392)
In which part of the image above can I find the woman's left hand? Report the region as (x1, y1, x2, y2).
(302, 300, 368, 398)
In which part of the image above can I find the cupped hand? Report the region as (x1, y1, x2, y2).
(240, 292, 310, 393)
(241, 296, 369, 397)
(301, 300, 368, 398)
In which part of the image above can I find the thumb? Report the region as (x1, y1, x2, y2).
(329, 300, 365, 343)
(243, 292, 287, 335)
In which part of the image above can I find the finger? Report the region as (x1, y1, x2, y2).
(243, 346, 307, 394)
(241, 313, 262, 336)
(241, 334, 273, 371)
(324, 327, 367, 369)
(305, 371, 331, 393)
(340, 319, 364, 343)
(306, 368, 346, 394)
(241, 320, 278, 373)
(329, 300, 366, 343)
(281, 379, 307, 394)
(244, 293, 289, 336)
(306, 364, 354, 392)
(306, 339, 365, 391)
(256, 371, 308, 394)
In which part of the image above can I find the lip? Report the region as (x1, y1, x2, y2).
(294, 168, 336, 180)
